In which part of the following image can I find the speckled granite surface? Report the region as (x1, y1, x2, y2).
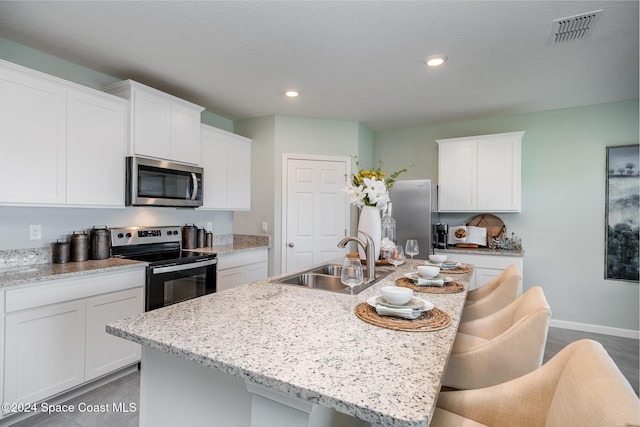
(435, 247, 524, 257)
(0, 233, 268, 289)
(186, 233, 271, 255)
(0, 258, 147, 289)
(108, 261, 472, 427)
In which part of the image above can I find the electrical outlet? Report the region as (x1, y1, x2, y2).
(206, 222, 213, 233)
(261, 221, 268, 233)
(29, 224, 42, 240)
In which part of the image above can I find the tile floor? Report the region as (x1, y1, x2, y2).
(7, 327, 639, 426)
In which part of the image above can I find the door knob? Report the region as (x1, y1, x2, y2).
(288, 242, 295, 247)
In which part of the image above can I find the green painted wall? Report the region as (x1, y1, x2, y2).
(375, 100, 640, 333)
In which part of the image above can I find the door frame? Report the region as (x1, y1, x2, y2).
(280, 153, 352, 273)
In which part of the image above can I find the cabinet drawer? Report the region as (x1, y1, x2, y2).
(217, 250, 268, 270)
(5, 268, 145, 313)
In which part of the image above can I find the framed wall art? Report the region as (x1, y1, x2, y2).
(605, 144, 639, 282)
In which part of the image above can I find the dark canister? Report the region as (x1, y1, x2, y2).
(90, 226, 111, 260)
(52, 240, 71, 264)
(206, 232, 213, 247)
(71, 231, 89, 262)
(197, 228, 206, 248)
(182, 224, 197, 249)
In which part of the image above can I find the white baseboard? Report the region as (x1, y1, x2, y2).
(550, 319, 640, 340)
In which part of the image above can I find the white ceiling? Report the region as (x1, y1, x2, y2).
(0, 1, 637, 131)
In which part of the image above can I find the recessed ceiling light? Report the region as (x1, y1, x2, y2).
(285, 90, 299, 97)
(424, 55, 447, 67)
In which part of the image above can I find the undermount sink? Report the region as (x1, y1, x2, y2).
(271, 263, 393, 294)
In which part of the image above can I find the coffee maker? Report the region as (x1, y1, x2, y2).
(435, 223, 449, 249)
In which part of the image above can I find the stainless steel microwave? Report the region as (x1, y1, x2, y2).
(126, 157, 204, 207)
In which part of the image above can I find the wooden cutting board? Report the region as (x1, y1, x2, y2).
(467, 214, 506, 244)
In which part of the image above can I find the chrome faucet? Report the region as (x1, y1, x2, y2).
(337, 231, 376, 281)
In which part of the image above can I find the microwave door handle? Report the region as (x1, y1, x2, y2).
(190, 173, 198, 200)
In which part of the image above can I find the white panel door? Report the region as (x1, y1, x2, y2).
(0, 68, 66, 204)
(284, 158, 348, 273)
(85, 288, 143, 380)
(4, 300, 86, 406)
(226, 139, 252, 210)
(477, 135, 521, 211)
(133, 89, 171, 160)
(170, 102, 201, 165)
(66, 89, 126, 206)
(437, 139, 477, 211)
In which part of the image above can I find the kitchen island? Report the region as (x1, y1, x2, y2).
(107, 261, 472, 427)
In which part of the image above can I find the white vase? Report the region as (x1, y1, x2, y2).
(357, 205, 382, 260)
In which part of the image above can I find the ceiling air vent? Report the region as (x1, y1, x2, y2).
(549, 9, 603, 44)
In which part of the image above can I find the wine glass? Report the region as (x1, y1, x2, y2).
(387, 245, 405, 279)
(341, 256, 364, 311)
(405, 239, 419, 269)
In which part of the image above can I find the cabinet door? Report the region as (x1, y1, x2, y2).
(477, 135, 521, 211)
(67, 90, 126, 206)
(85, 288, 143, 380)
(4, 300, 85, 406)
(200, 125, 228, 209)
(437, 140, 477, 211)
(133, 89, 171, 160)
(226, 139, 251, 210)
(245, 262, 268, 283)
(200, 124, 252, 210)
(171, 102, 202, 165)
(0, 68, 66, 205)
(217, 267, 246, 292)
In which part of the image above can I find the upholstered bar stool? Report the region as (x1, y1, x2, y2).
(432, 339, 640, 427)
(442, 286, 551, 390)
(462, 264, 522, 322)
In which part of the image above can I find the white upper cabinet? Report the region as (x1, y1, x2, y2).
(66, 89, 127, 207)
(200, 124, 252, 210)
(0, 64, 67, 205)
(0, 60, 127, 207)
(104, 80, 204, 165)
(437, 131, 524, 212)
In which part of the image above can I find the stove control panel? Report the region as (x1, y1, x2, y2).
(110, 226, 182, 247)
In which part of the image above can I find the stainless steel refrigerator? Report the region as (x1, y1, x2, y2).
(388, 179, 439, 257)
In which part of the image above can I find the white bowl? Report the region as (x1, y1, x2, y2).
(381, 286, 413, 306)
(417, 265, 440, 278)
(429, 254, 447, 263)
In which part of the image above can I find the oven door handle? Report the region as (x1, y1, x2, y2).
(151, 258, 217, 274)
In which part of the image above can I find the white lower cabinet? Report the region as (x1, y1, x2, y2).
(2, 269, 144, 415)
(85, 288, 143, 381)
(437, 251, 523, 290)
(5, 300, 86, 405)
(217, 250, 268, 292)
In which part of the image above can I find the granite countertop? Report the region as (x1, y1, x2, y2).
(435, 246, 524, 257)
(0, 257, 147, 289)
(185, 233, 271, 255)
(0, 234, 269, 289)
(108, 260, 472, 427)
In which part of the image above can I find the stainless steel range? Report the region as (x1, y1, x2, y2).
(111, 226, 217, 311)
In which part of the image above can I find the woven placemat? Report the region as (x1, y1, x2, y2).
(440, 264, 473, 274)
(355, 302, 451, 332)
(395, 277, 465, 294)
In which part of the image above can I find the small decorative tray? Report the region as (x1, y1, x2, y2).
(355, 302, 451, 332)
(395, 277, 465, 294)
